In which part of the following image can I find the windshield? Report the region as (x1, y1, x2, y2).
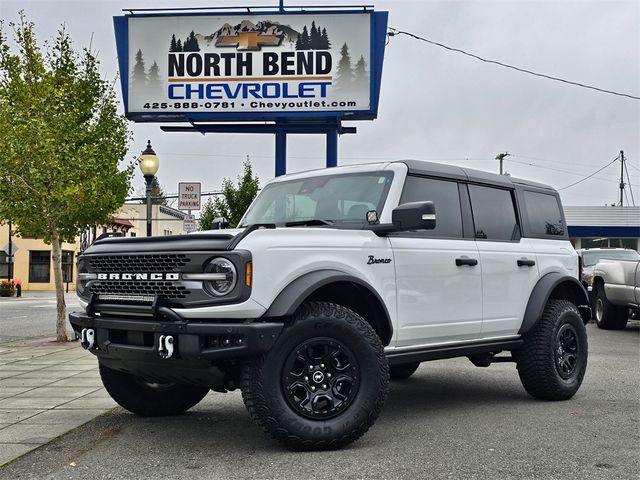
(240, 172, 394, 227)
(582, 250, 640, 266)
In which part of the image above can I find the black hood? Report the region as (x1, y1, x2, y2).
(83, 233, 235, 255)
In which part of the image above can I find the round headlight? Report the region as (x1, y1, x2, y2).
(205, 258, 237, 296)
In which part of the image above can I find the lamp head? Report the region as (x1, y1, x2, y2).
(138, 140, 160, 177)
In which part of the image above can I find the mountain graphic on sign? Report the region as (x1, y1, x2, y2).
(195, 20, 300, 48)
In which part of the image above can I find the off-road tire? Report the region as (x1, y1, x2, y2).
(594, 285, 628, 330)
(99, 363, 209, 417)
(516, 299, 588, 401)
(241, 301, 389, 451)
(389, 362, 420, 381)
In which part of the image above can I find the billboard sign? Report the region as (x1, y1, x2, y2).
(178, 182, 201, 210)
(113, 10, 388, 122)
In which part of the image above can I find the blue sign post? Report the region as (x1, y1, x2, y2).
(113, 6, 388, 175)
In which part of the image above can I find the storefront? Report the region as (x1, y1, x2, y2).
(565, 206, 640, 251)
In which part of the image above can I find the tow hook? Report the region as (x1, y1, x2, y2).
(80, 328, 95, 350)
(158, 335, 174, 359)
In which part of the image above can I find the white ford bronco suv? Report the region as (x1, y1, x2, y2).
(70, 160, 591, 450)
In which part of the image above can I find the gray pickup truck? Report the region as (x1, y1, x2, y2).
(589, 258, 640, 330)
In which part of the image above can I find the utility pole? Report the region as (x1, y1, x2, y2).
(619, 150, 625, 207)
(495, 152, 510, 175)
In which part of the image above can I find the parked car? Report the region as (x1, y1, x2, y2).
(589, 257, 640, 330)
(577, 248, 640, 291)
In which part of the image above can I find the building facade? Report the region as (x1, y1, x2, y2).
(565, 206, 640, 251)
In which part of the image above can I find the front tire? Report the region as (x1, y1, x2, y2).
(594, 285, 628, 330)
(516, 299, 588, 401)
(389, 362, 420, 381)
(241, 302, 389, 450)
(99, 363, 209, 417)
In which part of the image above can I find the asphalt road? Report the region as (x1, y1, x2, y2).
(0, 322, 638, 480)
(0, 293, 82, 342)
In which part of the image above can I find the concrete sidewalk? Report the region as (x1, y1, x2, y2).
(0, 338, 115, 466)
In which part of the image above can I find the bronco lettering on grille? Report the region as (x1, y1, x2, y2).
(96, 273, 180, 281)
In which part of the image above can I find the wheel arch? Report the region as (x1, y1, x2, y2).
(519, 272, 590, 334)
(263, 270, 393, 346)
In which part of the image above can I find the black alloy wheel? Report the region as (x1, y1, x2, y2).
(516, 299, 588, 401)
(241, 301, 389, 450)
(554, 324, 579, 379)
(282, 338, 360, 420)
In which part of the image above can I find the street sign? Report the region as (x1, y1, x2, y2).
(2, 243, 18, 256)
(178, 182, 201, 210)
(183, 214, 197, 233)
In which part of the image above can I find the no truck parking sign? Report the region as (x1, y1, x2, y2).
(178, 182, 201, 210)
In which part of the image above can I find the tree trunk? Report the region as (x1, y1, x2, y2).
(51, 232, 69, 342)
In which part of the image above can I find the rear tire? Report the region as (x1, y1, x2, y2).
(99, 363, 209, 417)
(594, 285, 628, 330)
(389, 362, 420, 381)
(516, 299, 588, 401)
(241, 301, 389, 451)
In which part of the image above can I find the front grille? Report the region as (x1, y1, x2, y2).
(89, 280, 191, 299)
(88, 254, 190, 272)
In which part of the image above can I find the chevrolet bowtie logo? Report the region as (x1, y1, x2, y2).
(215, 32, 282, 51)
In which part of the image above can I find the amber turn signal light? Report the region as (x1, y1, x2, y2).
(245, 262, 252, 287)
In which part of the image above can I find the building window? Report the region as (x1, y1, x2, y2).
(0, 251, 8, 279)
(130, 232, 136, 237)
(29, 251, 51, 283)
(582, 238, 638, 250)
(62, 251, 74, 283)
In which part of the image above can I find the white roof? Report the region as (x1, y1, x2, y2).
(563, 206, 640, 227)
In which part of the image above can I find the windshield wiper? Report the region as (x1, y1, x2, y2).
(285, 219, 335, 227)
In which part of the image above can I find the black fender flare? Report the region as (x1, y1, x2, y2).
(263, 269, 393, 341)
(519, 272, 590, 334)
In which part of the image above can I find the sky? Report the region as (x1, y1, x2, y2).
(1, 0, 638, 209)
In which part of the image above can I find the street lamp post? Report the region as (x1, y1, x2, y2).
(138, 140, 160, 237)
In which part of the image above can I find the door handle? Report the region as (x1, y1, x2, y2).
(456, 257, 478, 267)
(517, 259, 536, 267)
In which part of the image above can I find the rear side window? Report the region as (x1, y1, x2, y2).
(399, 176, 463, 238)
(468, 185, 519, 241)
(523, 191, 565, 236)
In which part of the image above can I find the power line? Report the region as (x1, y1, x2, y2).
(624, 157, 636, 206)
(387, 28, 640, 101)
(557, 155, 620, 191)
(627, 161, 640, 173)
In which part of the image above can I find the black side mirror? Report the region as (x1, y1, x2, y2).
(211, 217, 229, 230)
(392, 201, 436, 231)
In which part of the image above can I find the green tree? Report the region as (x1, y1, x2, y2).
(0, 13, 133, 341)
(199, 159, 259, 229)
(198, 197, 218, 230)
(149, 176, 168, 205)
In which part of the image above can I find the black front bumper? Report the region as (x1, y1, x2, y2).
(69, 310, 283, 364)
